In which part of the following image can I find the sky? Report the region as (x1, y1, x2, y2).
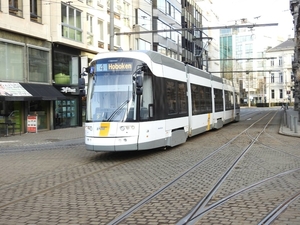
(207, 0, 294, 40)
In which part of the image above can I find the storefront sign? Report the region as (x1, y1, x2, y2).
(27, 115, 38, 133)
(0, 82, 32, 96)
(61, 87, 77, 93)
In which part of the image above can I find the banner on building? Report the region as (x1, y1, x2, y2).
(27, 115, 38, 133)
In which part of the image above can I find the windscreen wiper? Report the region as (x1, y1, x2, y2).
(106, 100, 129, 122)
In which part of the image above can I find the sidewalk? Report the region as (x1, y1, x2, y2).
(1, 109, 299, 149)
(279, 109, 300, 138)
(0, 126, 85, 148)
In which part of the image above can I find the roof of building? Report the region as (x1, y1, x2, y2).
(267, 38, 294, 52)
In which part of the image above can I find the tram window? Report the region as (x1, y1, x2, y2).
(204, 87, 212, 112)
(225, 91, 232, 110)
(178, 82, 187, 114)
(214, 89, 223, 112)
(191, 84, 212, 114)
(191, 84, 201, 114)
(166, 80, 177, 114)
(140, 73, 153, 120)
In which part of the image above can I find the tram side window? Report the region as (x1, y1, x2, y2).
(191, 84, 201, 114)
(214, 89, 223, 112)
(204, 86, 212, 113)
(140, 72, 153, 120)
(224, 91, 233, 110)
(166, 80, 187, 115)
(178, 82, 187, 114)
(167, 80, 177, 114)
(191, 84, 212, 115)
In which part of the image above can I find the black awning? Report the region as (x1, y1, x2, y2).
(20, 83, 66, 100)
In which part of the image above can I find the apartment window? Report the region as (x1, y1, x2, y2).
(123, 1, 130, 27)
(86, 0, 93, 6)
(279, 89, 283, 99)
(271, 59, 274, 66)
(28, 47, 49, 83)
(0, 41, 24, 82)
(30, 0, 42, 23)
(87, 14, 93, 45)
(97, 19, 103, 39)
(271, 90, 274, 99)
(175, 9, 181, 23)
(137, 39, 151, 50)
(157, 0, 166, 12)
(97, 0, 103, 7)
(157, 45, 167, 56)
(279, 56, 282, 66)
(271, 73, 274, 83)
(279, 72, 283, 83)
(245, 43, 253, 57)
(136, 9, 150, 30)
(157, 20, 170, 39)
(61, 3, 82, 42)
(9, 0, 23, 17)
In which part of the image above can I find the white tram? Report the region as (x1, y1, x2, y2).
(84, 50, 240, 151)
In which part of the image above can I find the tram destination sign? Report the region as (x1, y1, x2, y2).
(96, 62, 133, 72)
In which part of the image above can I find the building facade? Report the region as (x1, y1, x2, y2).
(290, 0, 300, 114)
(0, 0, 204, 135)
(265, 39, 294, 105)
(0, 0, 133, 135)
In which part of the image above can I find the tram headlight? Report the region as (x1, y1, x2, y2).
(119, 125, 135, 131)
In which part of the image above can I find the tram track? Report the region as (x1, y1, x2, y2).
(1, 109, 299, 225)
(258, 190, 300, 225)
(107, 110, 284, 224)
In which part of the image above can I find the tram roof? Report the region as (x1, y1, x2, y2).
(94, 50, 225, 83)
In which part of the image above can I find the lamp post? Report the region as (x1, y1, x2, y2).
(269, 72, 271, 107)
(246, 72, 250, 107)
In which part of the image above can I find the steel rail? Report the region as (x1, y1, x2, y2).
(108, 111, 273, 225)
(178, 110, 278, 225)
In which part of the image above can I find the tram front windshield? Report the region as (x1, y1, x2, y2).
(87, 58, 143, 122)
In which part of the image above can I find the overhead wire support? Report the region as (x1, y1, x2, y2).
(115, 23, 278, 36)
(205, 57, 277, 61)
(210, 70, 281, 73)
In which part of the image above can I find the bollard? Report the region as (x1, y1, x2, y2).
(284, 111, 287, 126)
(294, 116, 298, 133)
(290, 115, 293, 131)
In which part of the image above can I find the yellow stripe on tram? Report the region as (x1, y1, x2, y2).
(99, 122, 110, 137)
(206, 113, 211, 130)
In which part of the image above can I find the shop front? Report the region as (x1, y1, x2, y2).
(52, 44, 93, 129)
(0, 82, 66, 136)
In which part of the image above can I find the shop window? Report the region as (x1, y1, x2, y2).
(0, 101, 22, 136)
(55, 99, 78, 127)
(0, 41, 25, 82)
(30, 101, 48, 130)
(54, 52, 79, 85)
(29, 47, 49, 83)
